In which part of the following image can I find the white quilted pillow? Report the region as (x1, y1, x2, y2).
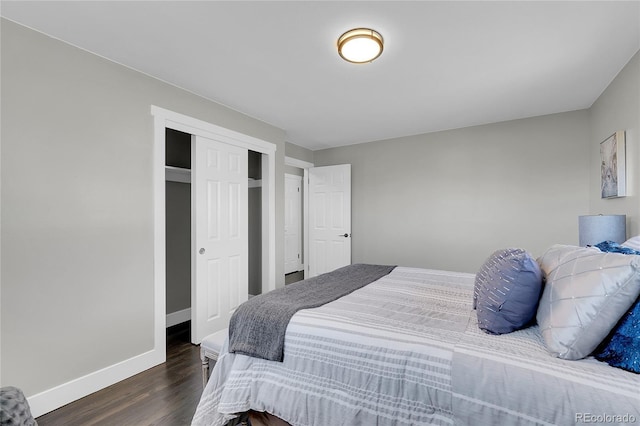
(536, 244, 640, 360)
(622, 235, 640, 251)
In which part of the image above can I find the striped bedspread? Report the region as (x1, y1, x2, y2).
(192, 266, 640, 425)
(192, 267, 475, 426)
(452, 311, 640, 425)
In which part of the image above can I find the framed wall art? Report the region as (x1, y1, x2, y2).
(600, 130, 626, 198)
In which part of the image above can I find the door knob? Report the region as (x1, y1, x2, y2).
(339, 233, 350, 238)
(199, 248, 206, 255)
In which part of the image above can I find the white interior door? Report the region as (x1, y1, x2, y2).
(192, 135, 248, 344)
(308, 164, 351, 277)
(284, 174, 303, 274)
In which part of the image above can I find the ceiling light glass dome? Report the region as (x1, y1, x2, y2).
(338, 28, 384, 63)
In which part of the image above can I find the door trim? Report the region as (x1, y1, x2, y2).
(152, 106, 277, 357)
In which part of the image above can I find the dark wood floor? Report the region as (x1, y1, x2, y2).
(36, 322, 203, 426)
(285, 271, 304, 285)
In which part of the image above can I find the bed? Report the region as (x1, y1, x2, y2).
(192, 247, 640, 426)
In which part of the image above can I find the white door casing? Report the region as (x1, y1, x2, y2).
(308, 164, 351, 277)
(284, 174, 303, 274)
(192, 135, 248, 344)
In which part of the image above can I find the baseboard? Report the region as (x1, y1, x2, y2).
(166, 308, 191, 328)
(27, 347, 165, 418)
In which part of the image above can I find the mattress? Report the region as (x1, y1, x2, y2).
(192, 267, 475, 425)
(192, 266, 640, 426)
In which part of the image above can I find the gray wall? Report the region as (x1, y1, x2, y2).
(311, 51, 640, 273)
(1, 19, 286, 396)
(589, 51, 640, 237)
(284, 165, 304, 177)
(314, 111, 591, 273)
(165, 182, 191, 314)
(285, 141, 314, 164)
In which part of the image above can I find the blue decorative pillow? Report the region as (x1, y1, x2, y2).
(595, 240, 640, 256)
(474, 248, 544, 335)
(593, 297, 640, 373)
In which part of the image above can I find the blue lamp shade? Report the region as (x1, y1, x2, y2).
(578, 215, 626, 246)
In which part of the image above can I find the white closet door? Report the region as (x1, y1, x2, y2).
(191, 135, 248, 344)
(308, 164, 351, 277)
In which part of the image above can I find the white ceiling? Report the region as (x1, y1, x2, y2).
(2, 1, 639, 150)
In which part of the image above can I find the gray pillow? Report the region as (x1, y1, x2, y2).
(0, 387, 37, 426)
(536, 244, 640, 360)
(474, 248, 543, 334)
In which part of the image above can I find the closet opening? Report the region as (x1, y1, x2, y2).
(248, 150, 263, 297)
(164, 128, 264, 345)
(165, 128, 192, 343)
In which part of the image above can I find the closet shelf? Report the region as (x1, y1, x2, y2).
(165, 166, 263, 187)
(165, 166, 191, 183)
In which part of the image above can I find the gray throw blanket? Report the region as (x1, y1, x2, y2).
(229, 263, 396, 362)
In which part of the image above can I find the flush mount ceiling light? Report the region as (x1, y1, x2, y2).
(337, 28, 384, 63)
